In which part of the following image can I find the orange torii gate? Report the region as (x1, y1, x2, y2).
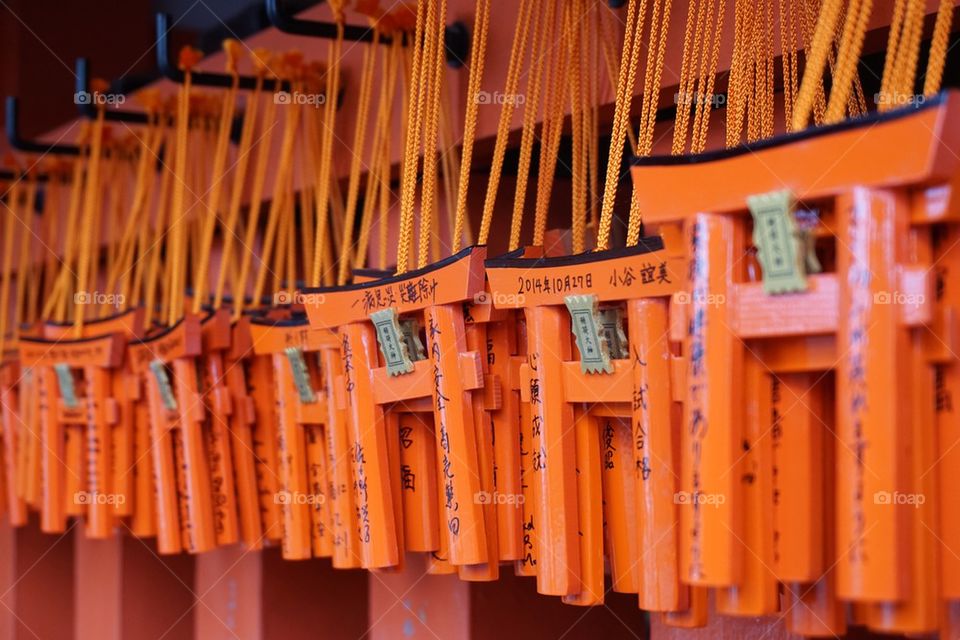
(40, 309, 147, 535)
(304, 246, 492, 575)
(485, 242, 684, 603)
(247, 314, 363, 564)
(629, 92, 960, 636)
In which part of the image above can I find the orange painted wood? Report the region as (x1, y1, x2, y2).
(935, 225, 960, 599)
(629, 298, 684, 612)
(562, 407, 603, 606)
(341, 322, 400, 569)
(171, 356, 217, 553)
(247, 354, 283, 544)
(0, 364, 26, 526)
(515, 386, 539, 577)
(319, 344, 363, 567)
(199, 347, 240, 547)
(143, 369, 181, 554)
(835, 187, 909, 601)
(631, 93, 960, 221)
(271, 350, 313, 560)
(716, 352, 777, 616)
(680, 213, 743, 587)
(869, 329, 939, 633)
(600, 416, 640, 595)
(424, 303, 488, 567)
(459, 321, 499, 582)
(771, 373, 824, 583)
(524, 305, 580, 596)
(398, 412, 439, 553)
(485, 318, 524, 562)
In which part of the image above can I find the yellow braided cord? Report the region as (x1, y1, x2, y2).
(417, 0, 448, 269)
(791, 0, 843, 129)
(507, 0, 555, 251)
(310, 21, 345, 285)
(356, 41, 401, 269)
(337, 30, 380, 284)
(638, 0, 673, 156)
(824, 0, 873, 124)
(396, 0, 429, 274)
(600, 8, 639, 155)
(476, 0, 534, 246)
(253, 87, 302, 305)
(889, 0, 924, 107)
(234, 81, 280, 319)
(451, 0, 490, 252)
(532, 14, 570, 247)
(192, 74, 239, 313)
(627, 0, 674, 246)
(596, 0, 643, 252)
(690, 0, 726, 153)
(924, 0, 953, 96)
(214, 73, 263, 308)
(75, 108, 107, 334)
(569, 0, 588, 254)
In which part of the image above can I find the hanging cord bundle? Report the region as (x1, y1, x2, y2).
(791, 0, 878, 127)
(233, 49, 282, 319)
(191, 40, 242, 313)
(922, 0, 954, 97)
(105, 92, 164, 309)
(414, 0, 448, 270)
(140, 96, 180, 327)
(596, 0, 673, 252)
(474, 0, 533, 251)
(504, 0, 556, 253)
(671, 0, 727, 155)
(448, 0, 490, 253)
(353, 34, 403, 270)
(73, 84, 109, 336)
(163, 47, 202, 327)
(530, 4, 572, 250)
(213, 52, 266, 310)
(395, 0, 430, 274)
(251, 52, 305, 307)
(336, 23, 380, 284)
(309, 0, 348, 287)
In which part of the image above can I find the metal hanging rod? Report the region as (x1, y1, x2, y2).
(265, 0, 470, 68)
(75, 58, 152, 125)
(5, 97, 81, 157)
(156, 13, 292, 91)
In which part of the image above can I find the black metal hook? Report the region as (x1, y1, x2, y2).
(75, 58, 152, 125)
(0, 170, 52, 184)
(265, 0, 470, 69)
(5, 97, 81, 156)
(156, 13, 290, 92)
